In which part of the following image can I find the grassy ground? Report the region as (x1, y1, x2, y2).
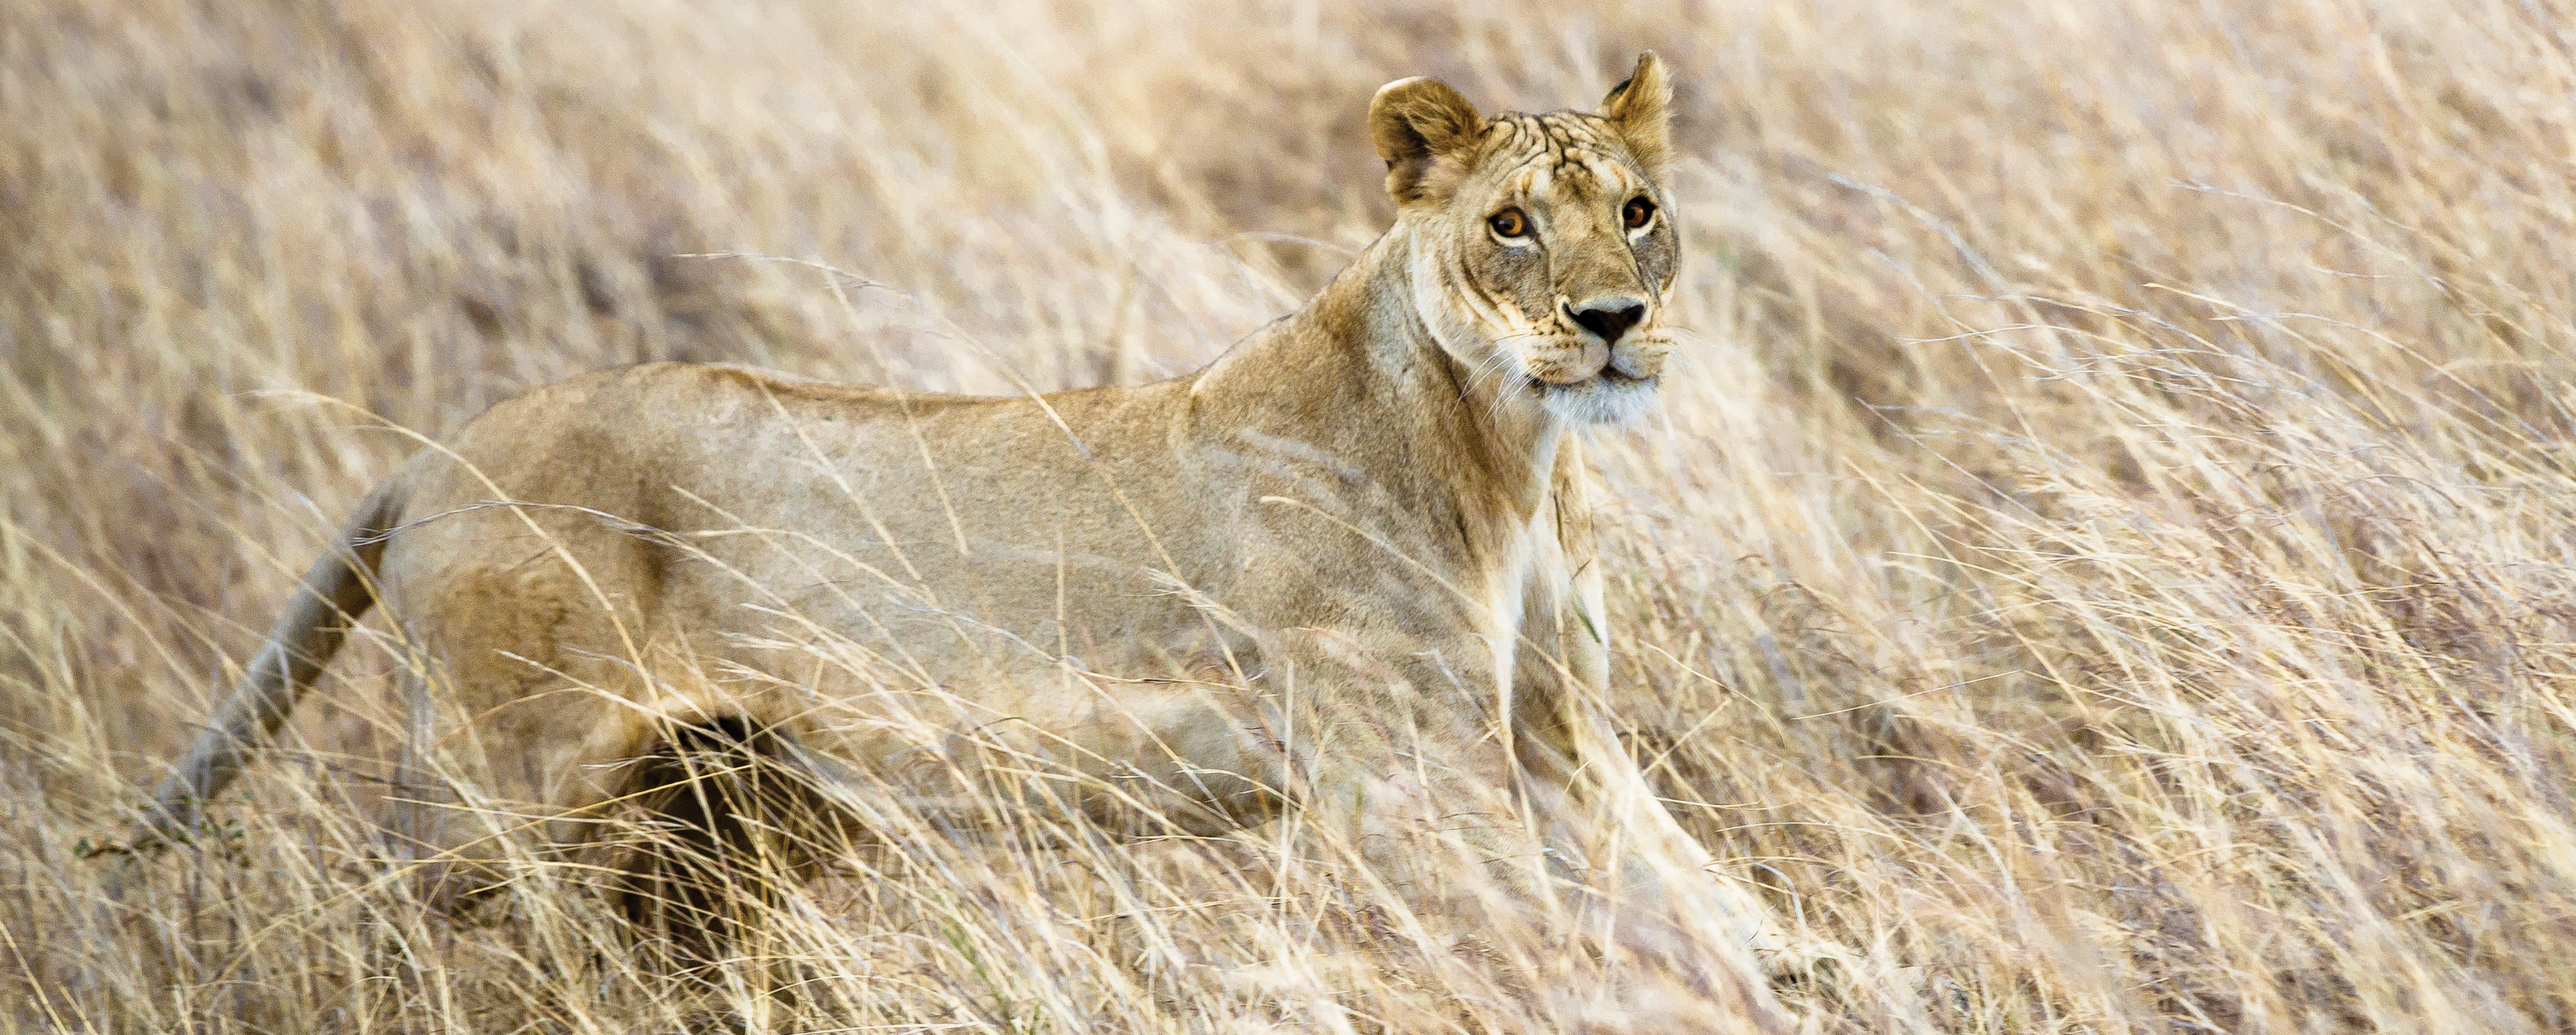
(9, 0, 2576, 1031)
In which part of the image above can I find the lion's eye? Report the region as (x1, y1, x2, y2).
(1488, 208, 1529, 238)
(1623, 196, 1657, 230)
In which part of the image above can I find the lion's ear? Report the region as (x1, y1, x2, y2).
(1600, 51, 1673, 174)
(1370, 76, 1482, 206)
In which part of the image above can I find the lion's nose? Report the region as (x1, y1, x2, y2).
(1566, 297, 1648, 345)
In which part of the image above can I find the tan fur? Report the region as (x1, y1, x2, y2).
(132, 52, 1811, 1022)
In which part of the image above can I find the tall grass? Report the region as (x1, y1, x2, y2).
(9, 0, 2576, 1030)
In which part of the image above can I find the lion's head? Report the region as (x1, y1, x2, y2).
(1369, 52, 1678, 427)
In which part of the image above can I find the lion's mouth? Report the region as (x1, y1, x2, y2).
(1529, 366, 1655, 392)
(1520, 334, 1664, 391)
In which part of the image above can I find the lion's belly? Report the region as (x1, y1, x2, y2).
(784, 672, 1285, 836)
(675, 535, 1284, 834)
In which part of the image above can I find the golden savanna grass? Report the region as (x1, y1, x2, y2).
(8, 0, 2576, 1030)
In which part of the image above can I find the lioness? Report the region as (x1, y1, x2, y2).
(133, 53, 1803, 1025)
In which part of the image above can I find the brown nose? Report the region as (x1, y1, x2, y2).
(1566, 297, 1648, 345)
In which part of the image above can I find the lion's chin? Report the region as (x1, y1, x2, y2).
(1534, 370, 1660, 427)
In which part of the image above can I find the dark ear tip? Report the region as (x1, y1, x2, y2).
(1604, 49, 1674, 118)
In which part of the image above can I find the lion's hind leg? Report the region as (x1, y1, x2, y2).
(608, 713, 843, 975)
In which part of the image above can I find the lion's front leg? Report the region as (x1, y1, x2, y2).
(1518, 560, 1834, 988)
(1263, 629, 1559, 908)
(1254, 626, 1786, 1035)
(1547, 703, 1803, 968)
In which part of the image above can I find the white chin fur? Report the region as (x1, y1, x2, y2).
(1537, 376, 1659, 426)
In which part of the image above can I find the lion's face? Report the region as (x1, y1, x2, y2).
(1371, 53, 1678, 426)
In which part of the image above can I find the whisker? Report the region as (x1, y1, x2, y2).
(1460, 347, 1527, 404)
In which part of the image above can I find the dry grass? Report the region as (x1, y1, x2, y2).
(9, 0, 2576, 1030)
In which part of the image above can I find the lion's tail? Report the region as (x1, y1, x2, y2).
(133, 481, 402, 850)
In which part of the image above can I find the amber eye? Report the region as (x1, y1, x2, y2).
(1488, 208, 1529, 238)
(1623, 196, 1657, 230)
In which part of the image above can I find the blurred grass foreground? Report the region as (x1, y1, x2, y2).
(9, 0, 2576, 1031)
